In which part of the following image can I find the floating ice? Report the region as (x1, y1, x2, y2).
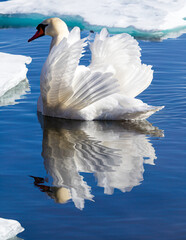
(0, 0, 186, 37)
(0, 218, 24, 240)
(0, 52, 31, 98)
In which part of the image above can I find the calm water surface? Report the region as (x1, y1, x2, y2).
(0, 28, 186, 240)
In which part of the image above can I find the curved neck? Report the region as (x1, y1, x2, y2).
(50, 30, 69, 51)
(50, 35, 63, 51)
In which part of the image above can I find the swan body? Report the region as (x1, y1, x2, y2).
(28, 17, 163, 120)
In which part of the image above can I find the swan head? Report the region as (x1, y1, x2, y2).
(28, 17, 69, 42)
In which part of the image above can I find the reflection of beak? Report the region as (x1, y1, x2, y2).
(28, 28, 44, 42)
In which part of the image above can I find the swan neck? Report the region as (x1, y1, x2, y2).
(50, 31, 69, 51)
(50, 35, 61, 50)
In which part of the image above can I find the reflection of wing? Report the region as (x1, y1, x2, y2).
(38, 113, 163, 209)
(41, 118, 122, 210)
(80, 121, 158, 194)
(42, 126, 93, 210)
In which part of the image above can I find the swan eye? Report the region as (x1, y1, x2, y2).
(28, 23, 48, 42)
(36, 24, 48, 34)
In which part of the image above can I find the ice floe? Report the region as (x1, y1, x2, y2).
(0, 218, 24, 240)
(0, 0, 186, 32)
(0, 52, 31, 98)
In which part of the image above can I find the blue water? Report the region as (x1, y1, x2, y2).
(0, 27, 186, 240)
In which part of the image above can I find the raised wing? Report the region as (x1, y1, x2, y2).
(65, 66, 119, 110)
(40, 27, 119, 111)
(40, 27, 86, 108)
(89, 29, 153, 98)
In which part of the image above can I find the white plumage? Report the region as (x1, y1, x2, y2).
(29, 18, 163, 120)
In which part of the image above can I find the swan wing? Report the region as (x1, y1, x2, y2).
(89, 29, 153, 98)
(41, 27, 119, 110)
(64, 66, 119, 110)
(40, 27, 86, 108)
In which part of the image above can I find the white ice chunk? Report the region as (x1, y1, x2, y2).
(0, 218, 24, 240)
(0, 52, 32, 98)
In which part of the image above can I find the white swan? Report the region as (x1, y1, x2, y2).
(28, 17, 163, 120)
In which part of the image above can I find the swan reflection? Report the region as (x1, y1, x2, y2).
(0, 79, 30, 106)
(34, 114, 163, 209)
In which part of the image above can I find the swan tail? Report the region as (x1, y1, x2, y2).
(92, 94, 164, 120)
(119, 106, 164, 120)
(90, 29, 153, 98)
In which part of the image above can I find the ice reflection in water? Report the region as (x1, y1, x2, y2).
(34, 114, 163, 210)
(0, 79, 30, 106)
(10, 237, 24, 240)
